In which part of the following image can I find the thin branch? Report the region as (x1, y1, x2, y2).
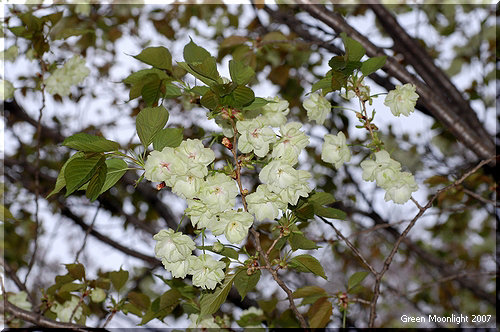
(75, 204, 100, 262)
(0, 299, 91, 331)
(461, 187, 498, 207)
(368, 155, 496, 327)
(318, 216, 377, 276)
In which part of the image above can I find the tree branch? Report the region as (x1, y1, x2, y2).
(295, 1, 495, 161)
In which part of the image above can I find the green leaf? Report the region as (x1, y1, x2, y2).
(331, 70, 348, 91)
(231, 85, 255, 107)
(123, 69, 169, 85)
(183, 39, 211, 64)
(85, 161, 107, 201)
(65, 263, 85, 280)
(219, 247, 239, 260)
(109, 268, 129, 291)
(341, 32, 366, 62)
(140, 289, 181, 325)
(59, 282, 86, 293)
(141, 78, 164, 107)
(293, 285, 328, 299)
(360, 56, 387, 76)
(328, 56, 346, 70)
(229, 59, 255, 85)
(136, 106, 169, 148)
(63, 133, 120, 152)
(177, 61, 217, 86)
(47, 152, 85, 198)
(189, 56, 220, 81)
(311, 75, 333, 93)
(289, 232, 320, 251)
(295, 202, 315, 220)
(313, 205, 346, 220)
(211, 82, 236, 97)
(189, 85, 210, 96)
(200, 89, 220, 110)
(64, 155, 105, 196)
(309, 192, 335, 206)
(242, 97, 272, 111)
(164, 82, 182, 98)
(348, 271, 369, 291)
(128, 291, 151, 311)
(234, 269, 261, 300)
(51, 28, 93, 40)
(99, 159, 127, 194)
(289, 254, 327, 279)
(308, 297, 332, 328)
(152, 128, 184, 151)
(133, 46, 172, 71)
(199, 274, 236, 317)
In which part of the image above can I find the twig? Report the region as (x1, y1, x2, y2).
(319, 216, 377, 276)
(102, 309, 117, 328)
(75, 204, 100, 262)
(24, 58, 48, 284)
(1, 299, 91, 331)
(368, 155, 496, 327)
(461, 187, 498, 207)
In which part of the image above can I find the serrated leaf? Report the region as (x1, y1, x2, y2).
(99, 159, 127, 194)
(47, 152, 85, 198)
(128, 291, 151, 311)
(123, 68, 169, 85)
(289, 232, 320, 251)
(242, 97, 272, 111)
(231, 85, 255, 107)
(219, 247, 239, 260)
(59, 282, 85, 293)
(136, 106, 169, 148)
(65, 263, 85, 280)
(141, 78, 163, 107)
(220, 35, 248, 48)
(229, 59, 255, 85)
(348, 271, 369, 291)
(211, 82, 236, 97)
(152, 128, 184, 150)
(293, 286, 328, 299)
(190, 85, 210, 96)
(64, 155, 105, 196)
(331, 70, 348, 91)
(328, 56, 346, 70)
(360, 56, 387, 76)
(311, 75, 333, 93)
(86, 162, 107, 201)
(183, 38, 211, 64)
(313, 205, 346, 220)
(140, 289, 181, 325)
(133, 46, 172, 71)
(234, 269, 260, 300)
(295, 203, 315, 220)
(309, 192, 335, 205)
(189, 56, 220, 81)
(63, 133, 120, 152)
(177, 61, 217, 86)
(109, 269, 129, 291)
(308, 297, 332, 328)
(289, 254, 327, 279)
(341, 32, 366, 62)
(199, 274, 236, 317)
(200, 89, 219, 110)
(164, 82, 182, 98)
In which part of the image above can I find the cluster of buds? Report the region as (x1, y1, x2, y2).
(220, 107, 242, 120)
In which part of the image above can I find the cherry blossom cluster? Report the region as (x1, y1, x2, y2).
(45, 55, 90, 97)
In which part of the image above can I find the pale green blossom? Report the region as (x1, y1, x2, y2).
(384, 171, 418, 204)
(278, 169, 312, 205)
(45, 55, 90, 96)
(189, 254, 225, 290)
(303, 92, 331, 125)
(198, 173, 238, 212)
(1, 79, 15, 100)
(162, 258, 192, 278)
(259, 161, 311, 205)
(143, 147, 184, 186)
(272, 122, 309, 165)
(188, 314, 220, 329)
(153, 229, 196, 263)
(237, 118, 276, 157)
(321, 132, 351, 169)
(246, 184, 287, 221)
(176, 139, 215, 178)
(360, 150, 401, 184)
(384, 83, 419, 117)
(261, 96, 290, 127)
(185, 198, 217, 229)
(8, 292, 31, 311)
(50, 296, 82, 323)
(75, 3, 91, 16)
(1, 45, 19, 62)
(90, 288, 106, 302)
(213, 209, 254, 244)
